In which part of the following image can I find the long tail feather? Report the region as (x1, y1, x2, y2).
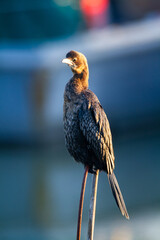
(108, 172, 129, 219)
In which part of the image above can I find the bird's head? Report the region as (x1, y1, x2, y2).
(62, 50, 88, 75)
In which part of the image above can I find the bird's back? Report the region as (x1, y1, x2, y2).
(63, 85, 115, 174)
(78, 89, 115, 173)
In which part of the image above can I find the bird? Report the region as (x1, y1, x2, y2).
(62, 50, 129, 219)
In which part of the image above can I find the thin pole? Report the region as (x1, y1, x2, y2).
(77, 166, 89, 240)
(88, 170, 99, 240)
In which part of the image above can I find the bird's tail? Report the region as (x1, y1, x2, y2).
(108, 172, 129, 219)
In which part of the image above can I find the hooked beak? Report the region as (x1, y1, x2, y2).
(62, 58, 74, 67)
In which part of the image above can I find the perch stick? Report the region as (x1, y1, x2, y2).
(88, 169, 99, 240)
(77, 166, 89, 240)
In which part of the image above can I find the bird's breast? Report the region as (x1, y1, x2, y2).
(63, 99, 90, 163)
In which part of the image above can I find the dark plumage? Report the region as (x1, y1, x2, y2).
(62, 50, 129, 219)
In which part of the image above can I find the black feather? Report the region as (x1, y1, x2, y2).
(108, 172, 129, 219)
(78, 92, 115, 174)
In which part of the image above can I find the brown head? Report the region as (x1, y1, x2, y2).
(62, 51, 89, 90)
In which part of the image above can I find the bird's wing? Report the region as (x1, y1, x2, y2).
(78, 99, 115, 174)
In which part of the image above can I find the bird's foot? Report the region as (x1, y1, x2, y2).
(88, 166, 97, 174)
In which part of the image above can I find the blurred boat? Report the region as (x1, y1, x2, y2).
(0, 18, 160, 143)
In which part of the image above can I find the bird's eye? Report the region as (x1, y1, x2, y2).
(73, 58, 77, 62)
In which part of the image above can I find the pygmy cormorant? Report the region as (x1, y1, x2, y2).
(62, 50, 129, 219)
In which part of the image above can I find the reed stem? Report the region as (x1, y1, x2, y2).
(77, 166, 89, 240)
(87, 170, 99, 240)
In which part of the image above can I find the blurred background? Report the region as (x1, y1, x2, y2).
(0, 0, 160, 239)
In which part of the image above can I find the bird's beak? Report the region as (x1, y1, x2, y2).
(62, 58, 74, 67)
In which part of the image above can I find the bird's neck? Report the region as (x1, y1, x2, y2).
(71, 68, 89, 94)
